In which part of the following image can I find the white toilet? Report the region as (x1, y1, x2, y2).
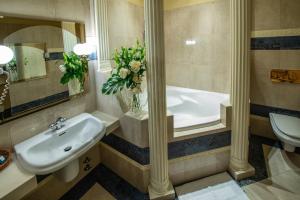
(270, 113, 300, 152)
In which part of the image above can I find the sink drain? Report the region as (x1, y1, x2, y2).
(64, 146, 72, 152)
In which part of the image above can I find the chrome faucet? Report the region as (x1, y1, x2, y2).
(49, 117, 67, 131)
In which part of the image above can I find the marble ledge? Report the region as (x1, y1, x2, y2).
(91, 111, 120, 135)
(0, 157, 37, 200)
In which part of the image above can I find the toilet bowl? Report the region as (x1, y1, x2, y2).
(270, 113, 300, 152)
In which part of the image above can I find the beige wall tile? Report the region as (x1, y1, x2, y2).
(252, 0, 281, 31)
(251, 50, 300, 112)
(108, 0, 144, 53)
(280, 0, 300, 29)
(250, 115, 276, 140)
(0, 123, 11, 148)
(165, 0, 230, 93)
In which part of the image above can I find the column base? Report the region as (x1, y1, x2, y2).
(148, 182, 175, 200)
(229, 164, 255, 180)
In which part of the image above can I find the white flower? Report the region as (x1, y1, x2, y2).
(119, 68, 129, 79)
(133, 75, 142, 83)
(129, 60, 141, 73)
(59, 65, 66, 73)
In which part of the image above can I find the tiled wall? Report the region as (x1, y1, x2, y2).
(0, 0, 97, 148)
(251, 0, 300, 112)
(164, 0, 230, 94)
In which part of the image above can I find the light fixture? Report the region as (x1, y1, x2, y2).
(185, 40, 196, 46)
(0, 45, 14, 65)
(73, 43, 95, 56)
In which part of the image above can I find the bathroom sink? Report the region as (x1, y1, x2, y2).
(14, 113, 106, 175)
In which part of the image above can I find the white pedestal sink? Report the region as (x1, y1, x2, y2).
(14, 113, 106, 182)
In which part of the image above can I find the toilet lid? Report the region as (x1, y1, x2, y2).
(270, 113, 300, 139)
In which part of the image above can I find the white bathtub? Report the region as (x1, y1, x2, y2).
(166, 86, 229, 131)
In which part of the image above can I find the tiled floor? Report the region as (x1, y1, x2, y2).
(176, 173, 249, 200)
(243, 145, 300, 200)
(60, 164, 149, 200)
(61, 136, 300, 200)
(80, 184, 115, 200)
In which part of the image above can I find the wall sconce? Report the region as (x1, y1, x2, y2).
(0, 45, 14, 105)
(73, 43, 95, 57)
(0, 45, 14, 65)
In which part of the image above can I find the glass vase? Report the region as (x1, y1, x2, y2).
(131, 93, 142, 114)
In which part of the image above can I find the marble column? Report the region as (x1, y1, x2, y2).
(229, 0, 255, 180)
(144, 0, 175, 199)
(94, 0, 111, 70)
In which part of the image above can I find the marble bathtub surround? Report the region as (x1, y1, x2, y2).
(229, 0, 255, 180)
(99, 141, 230, 193)
(114, 111, 173, 148)
(101, 131, 231, 165)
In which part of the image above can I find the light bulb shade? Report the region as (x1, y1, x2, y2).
(73, 43, 95, 56)
(0, 45, 14, 65)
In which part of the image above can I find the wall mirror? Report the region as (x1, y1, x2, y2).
(0, 15, 87, 123)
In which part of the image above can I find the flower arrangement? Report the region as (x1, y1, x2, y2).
(102, 41, 146, 113)
(59, 52, 88, 92)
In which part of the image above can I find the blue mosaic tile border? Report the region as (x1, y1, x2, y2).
(10, 91, 69, 116)
(250, 103, 300, 118)
(47, 52, 64, 60)
(46, 52, 97, 61)
(251, 36, 300, 50)
(101, 131, 231, 165)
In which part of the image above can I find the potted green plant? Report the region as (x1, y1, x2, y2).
(102, 41, 146, 113)
(59, 52, 88, 94)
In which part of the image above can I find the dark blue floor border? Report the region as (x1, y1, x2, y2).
(101, 131, 231, 165)
(250, 103, 300, 118)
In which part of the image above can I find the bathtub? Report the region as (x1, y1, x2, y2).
(166, 86, 229, 131)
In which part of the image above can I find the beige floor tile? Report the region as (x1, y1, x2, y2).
(175, 172, 232, 195)
(263, 145, 300, 177)
(176, 172, 249, 200)
(244, 170, 300, 200)
(244, 145, 300, 200)
(80, 183, 115, 200)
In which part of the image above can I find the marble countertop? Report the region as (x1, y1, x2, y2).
(92, 111, 120, 135)
(0, 157, 37, 200)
